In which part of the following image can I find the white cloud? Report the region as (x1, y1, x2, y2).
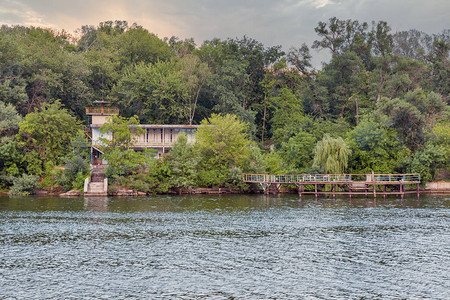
(0, 0, 56, 28)
(311, 0, 335, 8)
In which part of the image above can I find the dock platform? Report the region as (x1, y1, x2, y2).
(242, 173, 421, 198)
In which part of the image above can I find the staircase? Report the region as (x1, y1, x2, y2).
(84, 168, 108, 196)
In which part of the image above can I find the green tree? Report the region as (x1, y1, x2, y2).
(9, 174, 39, 196)
(279, 131, 317, 172)
(312, 134, 351, 174)
(347, 117, 410, 173)
(116, 25, 172, 66)
(176, 55, 211, 124)
(57, 156, 90, 191)
(409, 143, 446, 183)
(0, 100, 22, 140)
(99, 115, 148, 178)
(165, 133, 199, 192)
(196, 114, 251, 168)
(208, 59, 256, 128)
(0, 101, 23, 187)
(114, 60, 188, 123)
(196, 114, 251, 187)
(17, 101, 81, 175)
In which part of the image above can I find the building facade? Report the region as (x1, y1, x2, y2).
(86, 105, 199, 165)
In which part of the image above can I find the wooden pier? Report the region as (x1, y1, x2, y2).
(242, 172, 421, 198)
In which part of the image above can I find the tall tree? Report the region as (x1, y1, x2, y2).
(312, 134, 351, 174)
(176, 55, 210, 124)
(17, 101, 81, 175)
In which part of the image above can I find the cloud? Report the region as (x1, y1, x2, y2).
(0, 0, 56, 28)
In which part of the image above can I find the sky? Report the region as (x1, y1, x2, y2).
(1, 0, 449, 65)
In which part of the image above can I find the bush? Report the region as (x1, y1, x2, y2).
(9, 174, 39, 196)
(72, 171, 88, 192)
(58, 156, 90, 191)
(38, 161, 62, 192)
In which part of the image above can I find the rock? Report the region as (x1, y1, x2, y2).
(60, 190, 81, 197)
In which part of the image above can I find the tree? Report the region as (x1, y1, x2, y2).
(114, 60, 188, 123)
(0, 100, 22, 140)
(196, 114, 251, 168)
(165, 133, 199, 192)
(409, 143, 446, 183)
(195, 114, 252, 187)
(99, 115, 148, 177)
(58, 156, 90, 191)
(313, 17, 369, 57)
(287, 44, 313, 76)
(116, 25, 172, 66)
(375, 89, 448, 150)
(17, 101, 81, 175)
(176, 55, 210, 124)
(279, 131, 317, 172)
(0, 101, 23, 185)
(312, 134, 351, 174)
(208, 59, 256, 128)
(347, 117, 410, 173)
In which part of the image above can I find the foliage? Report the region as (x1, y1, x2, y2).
(409, 143, 447, 183)
(261, 151, 284, 175)
(312, 134, 351, 174)
(114, 60, 189, 123)
(196, 113, 251, 169)
(0, 100, 22, 138)
(347, 117, 410, 173)
(57, 156, 90, 191)
(0, 19, 448, 190)
(279, 131, 317, 172)
(165, 133, 199, 191)
(38, 161, 62, 192)
(99, 115, 148, 178)
(9, 174, 39, 196)
(16, 101, 81, 174)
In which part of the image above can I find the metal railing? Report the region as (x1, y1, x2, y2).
(86, 107, 119, 115)
(242, 173, 420, 183)
(372, 174, 420, 182)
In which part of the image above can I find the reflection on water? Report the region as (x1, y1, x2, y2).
(0, 194, 449, 299)
(84, 197, 109, 212)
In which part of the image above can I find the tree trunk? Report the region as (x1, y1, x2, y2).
(261, 94, 267, 144)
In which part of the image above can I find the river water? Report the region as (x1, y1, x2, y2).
(0, 194, 449, 299)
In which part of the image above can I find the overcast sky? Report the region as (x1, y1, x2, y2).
(1, 0, 449, 65)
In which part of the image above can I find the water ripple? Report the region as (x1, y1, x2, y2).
(0, 195, 449, 299)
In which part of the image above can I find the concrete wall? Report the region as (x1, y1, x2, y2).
(92, 127, 112, 145)
(425, 181, 450, 191)
(91, 115, 110, 126)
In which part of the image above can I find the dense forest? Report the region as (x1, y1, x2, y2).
(0, 19, 448, 195)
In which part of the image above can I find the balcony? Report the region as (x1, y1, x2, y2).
(86, 107, 119, 115)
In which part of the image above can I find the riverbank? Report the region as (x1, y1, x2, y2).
(3, 181, 450, 197)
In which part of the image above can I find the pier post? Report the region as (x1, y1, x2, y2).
(315, 184, 318, 198)
(274, 184, 281, 194)
(372, 171, 376, 198)
(297, 184, 303, 199)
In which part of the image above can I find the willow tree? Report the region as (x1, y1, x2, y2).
(312, 134, 351, 174)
